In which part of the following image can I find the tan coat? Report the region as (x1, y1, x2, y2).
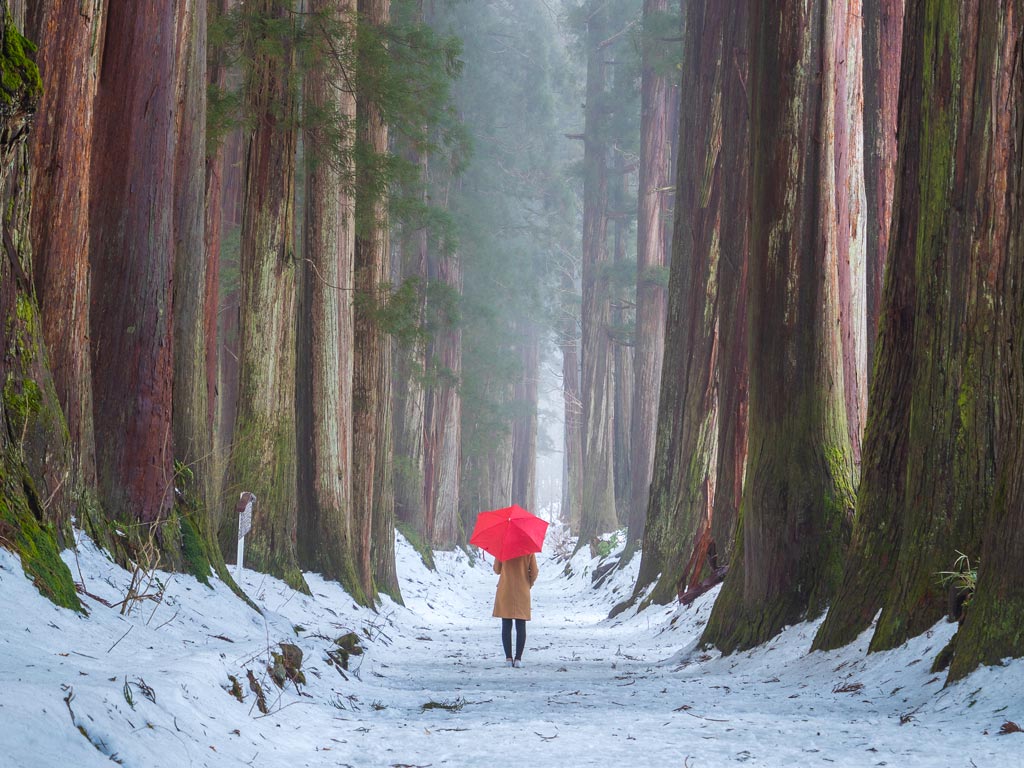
(491, 554, 538, 620)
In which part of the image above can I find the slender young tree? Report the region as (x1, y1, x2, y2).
(295, 0, 366, 602)
(702, 0, 857, 653)
(224, 0, 307, 591)
(560, 268, 584, 533)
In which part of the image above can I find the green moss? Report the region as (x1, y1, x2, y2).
(1, 15, 42, 107)
(180, 514, 211, 586)
(396, 520, 435, 570)
(0, 468, 81, 612)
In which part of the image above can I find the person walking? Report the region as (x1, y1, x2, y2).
(492, 553, 538, 667)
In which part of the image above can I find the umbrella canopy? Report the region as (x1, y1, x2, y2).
(469, 504, 548, 562)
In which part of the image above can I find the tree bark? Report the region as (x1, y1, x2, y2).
(352, 0, 390, 601)
(834, 0, 868, 467)
(510, 319, 538, 514)
(560, 269, 583, 533)
(90, 0, 179, 533)
(949, 2, 1024, 679)
(425, 249, 463, 548)
(862, 0, 904, 373)
(224, 0, 307, 591)
(626, 0, 671, 550)
(295, 0, 365, 601)
(0, 5, 79, 609)
(709, 0, 750, 562)
(701, 0, 856, 654)
(634, 0, 724, 606)
(26, 0, 104, 494)
(578, 1, 617, 545)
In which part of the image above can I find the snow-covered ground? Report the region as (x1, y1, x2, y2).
(0, 527, 1021, 767)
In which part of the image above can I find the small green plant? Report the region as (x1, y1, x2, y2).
(937, 550, 978, 604)
(594, 532, 620, 559)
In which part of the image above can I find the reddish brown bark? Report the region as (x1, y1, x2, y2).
(89, 1, 178, 527)
(27, 0, 104, 488)
(862, 0, 904, 372)
(634, 0, 724, 606)
(702, 0, 857, 653)
(710, 0, 750, 559)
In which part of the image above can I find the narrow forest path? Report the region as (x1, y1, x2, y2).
(1, 534, 1019, 768)
(340, 543, 1017, 767)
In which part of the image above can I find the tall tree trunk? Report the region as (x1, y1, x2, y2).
(834, 0, 868, 466)
(633, 0, 724, 606)
(26, 0, 103, 496)
(224, 0, 307, 591)
(295, 0, 365, 601)
(392, 197, 428, 536)
(90, 1, 179, 536)
(353, 0, 390, 601)
(172, 0, 236, 585)
(560, 269, 583, 532)
(817, 0, 1009, 656)
(425, 248, 463, 548)
(510, 320, 538, 514)
(372, 350, 400, 600)
(702, 0, 857, 654)
(710, 0, 750, 562)
(862, 0, 904, 373)
(204, 0, 231, 537)
(949, 2, 1023, 679)
(0, 5, 80, 609)
(626, 0, 671, 550)
(578, 1, 617, 545)
(610, 156, 633, 523)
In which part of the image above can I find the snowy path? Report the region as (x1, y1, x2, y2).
(1, 533, 1021, 767)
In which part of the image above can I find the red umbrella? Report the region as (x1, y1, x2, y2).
(470, 504, 548, 562)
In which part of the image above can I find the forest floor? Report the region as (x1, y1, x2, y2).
(0, 524, 1021, 767)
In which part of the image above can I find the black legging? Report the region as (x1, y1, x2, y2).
(501, 618, 526, 660)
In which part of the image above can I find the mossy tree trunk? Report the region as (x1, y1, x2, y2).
(949, 2, 1023, 678)
(819, 0, 1005, 655)
(625, 0, 671, 552)
(0, 6, 80, 611)
(89, 1, 179, 545)
(578, 0, 617, 546)
(295, 0, 366, 602)
(701, 0, 857, 654)
(633, 0, 724, 606)
(862, 0, 904, 373)
(224, 0, 307, 592)
(610, 156, 633, 523)
(709, 0, 750, 563)
(26, 0, 103, 501)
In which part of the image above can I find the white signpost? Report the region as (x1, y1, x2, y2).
(236, 492, 255, 578)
